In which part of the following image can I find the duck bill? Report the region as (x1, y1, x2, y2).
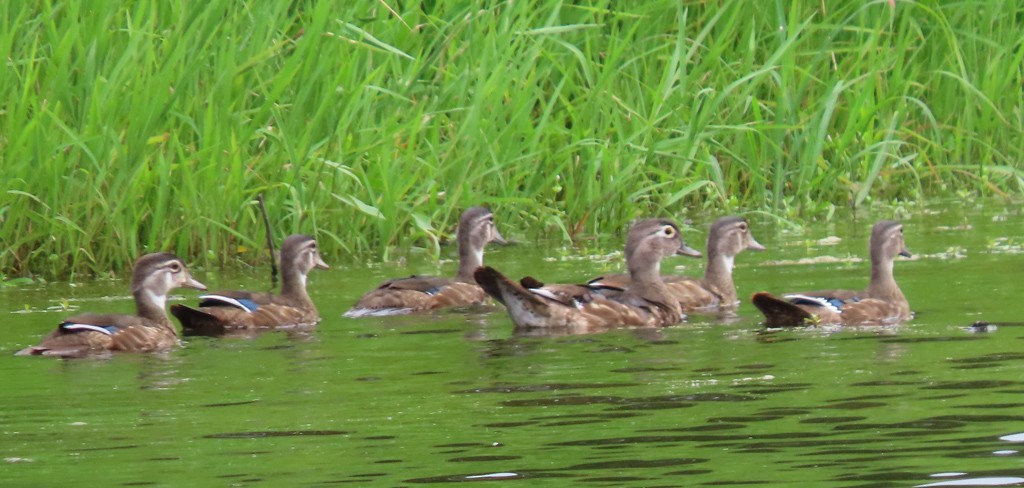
(747, 237, 767, 252)
(899, 248, 912, 258)
(185, 276, 208, 291)
(315, 255, 330, 270)
(675, 243, 703, 258)
(490, 228, 508, 245)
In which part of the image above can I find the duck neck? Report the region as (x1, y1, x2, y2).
(456, 242, 483, 283)
(867, 255, 904, 302)
(629, 260, 682, 320)
(281, 267, 315, 309)
(134, 289, 172, 328)
(703, 249, 736, 304)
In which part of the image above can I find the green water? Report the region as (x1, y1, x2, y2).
(3, 201, 1024, 487)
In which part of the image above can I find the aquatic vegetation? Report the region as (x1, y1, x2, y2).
(1, 0, 1022, 277)
(987, 237, 1024, 255)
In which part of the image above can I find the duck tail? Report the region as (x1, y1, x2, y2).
(751, 292, 814, 328)
(170, 304, 227, 337)
(15, 345, 48, 356)
(474, 267, 553, 324)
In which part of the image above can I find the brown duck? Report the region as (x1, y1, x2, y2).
(752, 220, 912, 327)
(16, 253, 206, 357)
(344, 207, 505, 316)
(171, 234, 329, 336)
(474, 218, 701, 332)
(587, 216, 765, 311)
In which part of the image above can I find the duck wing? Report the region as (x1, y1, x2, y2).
(17, 313, 176, 357)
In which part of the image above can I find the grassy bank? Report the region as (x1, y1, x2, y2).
(1, 0, 1022, 279)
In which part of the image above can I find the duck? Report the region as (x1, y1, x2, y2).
(16, 253, 206, 357)
(170, 234, 329, 336)
(586, 216, 765, 311)
(344, 207, 505, 316)
(751, 220, 912, 327)
(473, 218, 701, 332)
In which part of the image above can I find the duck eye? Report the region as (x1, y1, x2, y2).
(169, 263, 181, 273)
(663, 226, 675, 237)
(739, 223, 748, 232)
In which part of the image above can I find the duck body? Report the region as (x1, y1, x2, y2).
(752, 291, 910, 327)
(588, 274, 726, 312)
(171, 234, 328, 336)
(475, 218, 700, 333)
(172, 289, 322, 335)
(752, 220, 912, 327)
(16, 253, 206, 358)
(586, 216, 765, 311)
(344, 276, 488, 316)
(345, 207, 505, 317)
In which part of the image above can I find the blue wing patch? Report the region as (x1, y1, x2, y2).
(61, 323, 119, 335)
(199, 295, 259, 312)
(783, 294, 859, 314)
(423, 287, 443, 296)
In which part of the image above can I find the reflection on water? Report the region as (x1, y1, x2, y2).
(2, 201, 1024, 486)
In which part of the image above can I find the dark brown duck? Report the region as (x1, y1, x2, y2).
(16, 253, 206, 357)
(344, 207, 505, 316)
(171, 234, 328, 336)
(752, 220, 912, 327)
(475, 218, 700, 333)
(587, 216, 765, 311)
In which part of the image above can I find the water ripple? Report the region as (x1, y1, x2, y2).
(203, 430, 349, 439)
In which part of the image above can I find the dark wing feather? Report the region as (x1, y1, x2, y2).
(586, 273, 630, 291)
(377, 276, 454, 294)
(347, 276, 488, 314)
(521, 280, 601, 307)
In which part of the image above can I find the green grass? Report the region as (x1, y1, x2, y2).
(1, 0, 1022, 278)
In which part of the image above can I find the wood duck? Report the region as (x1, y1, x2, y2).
(344, 207, 505, 316)
(587, 216, 765, 311)
(752, 220, 912, 327)
(474, 218, 701, 332)
(16, 253, 206, 358)
(170, 234, 329, 336)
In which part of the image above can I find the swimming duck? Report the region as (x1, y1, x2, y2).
(171, 234, 328, 335)
(474, 218, 701, 332)
(587, 216, 765, 311)
(16, 253, 206, 357)
(344, 207, 505, 316)
(752, 220, 912, 327)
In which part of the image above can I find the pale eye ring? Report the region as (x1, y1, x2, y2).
(663, 226, 675, 237)
(169, 263, 182, 273)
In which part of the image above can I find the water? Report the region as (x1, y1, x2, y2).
(3, 200, 1024, 487)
